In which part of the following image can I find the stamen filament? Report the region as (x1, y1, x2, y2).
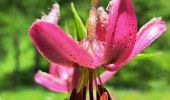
(77, 68, 84, 92)
(94, 70, 101, 96)
(89, 70, 94, 100)
(70, 88, 77, 100)
(82, 86, 87, 100)
(96, 69, 103, 87)
(70, 68, 112, 100)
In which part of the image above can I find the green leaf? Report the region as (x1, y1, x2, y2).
(134, 52, 162, 60)
(71, 3, 87, 41)
(64, 22, 78, 40)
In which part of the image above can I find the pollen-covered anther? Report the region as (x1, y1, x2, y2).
(100, 92, 108, 100)
(97, 7, 108, 27)
(87, 7, 98, 39)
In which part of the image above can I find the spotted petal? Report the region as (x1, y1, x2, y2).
(104, 0, 137, 64)
(105, 17, 167, 71)
(29, 21, 95, 68)
(134, 17, 166, 56)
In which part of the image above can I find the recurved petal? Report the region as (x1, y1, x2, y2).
(49, 63, 74, 80)
(41, 3, 60, 24)
(134, 17, 167, 56)
(105, 17, 167, 71)
(39, 63, 80, 92)
(29, 21, 95, 68)
(34, 71, 69, 93)
(104, 0, 137, 64)
(49, 63, 80, 90)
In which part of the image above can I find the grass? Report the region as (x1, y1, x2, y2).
(0, 87, 170, 100)
(0, 87, 67, 100)
(113, 89, 170, 100)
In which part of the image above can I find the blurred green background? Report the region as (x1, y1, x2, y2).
(0, 0, 170, 100)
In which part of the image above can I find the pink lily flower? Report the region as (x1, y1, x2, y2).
(29, 0, 166, 99)
(34, 63, 80, 93)
(34, 63, 114, 92)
